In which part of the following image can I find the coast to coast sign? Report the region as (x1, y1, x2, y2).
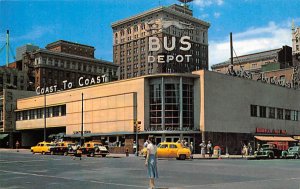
(36, 75, 108, 95)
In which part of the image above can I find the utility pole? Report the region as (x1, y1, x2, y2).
(6, 30, 9, 67)
(230, 32, 233, 65)
(44, 92, 46, 141)
(81, 93, 84, 146)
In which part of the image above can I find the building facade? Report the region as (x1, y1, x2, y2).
(292, 23, 300, 55)
(16, 40, 118, 91)
(211, 46, 293, 74)
(0, 89, 35, 148)
(112, 4, 210, 80)
(0, 67, 28, 90)
(15, 71, 300, 154)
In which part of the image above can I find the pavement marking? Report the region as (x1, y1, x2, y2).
(0, 170, 146, 188)
(181, 176, 300, 188)
(0, 160, 45, 164)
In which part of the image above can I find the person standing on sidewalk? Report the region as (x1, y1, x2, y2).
(145, 136, 158, 189)
(199, 141, 206, 158)
(207, 140, 213, 158)
(15, 140, 20, 152)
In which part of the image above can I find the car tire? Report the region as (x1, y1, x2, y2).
(268, 153, 274, 159)
(63, 152, 68, 156)
(42, 151, 45, 155)
(179, 154, 186, 160)
(102, 154, 106, 157)
(90, 152, 95, 157)
(50, 151, 54, 155)
(295, 154, 299, 159)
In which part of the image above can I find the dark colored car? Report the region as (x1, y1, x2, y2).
(81, 141, 109, 157)
(49, 141, 75, 156)
(255, 144, 282, 159)
(282, 146, 300, 159)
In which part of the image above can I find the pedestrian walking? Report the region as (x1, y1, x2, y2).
(199, 140, 206, 158)
(247, 143, 253, 156)
(207, 140, 213, 158)
(145, 135, 158, 189)
(189, 142, 194, 159)
(15, 140, 20, 152)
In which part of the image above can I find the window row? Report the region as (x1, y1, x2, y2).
(250, 105, 298, 121)
(16, 105, 66, 121)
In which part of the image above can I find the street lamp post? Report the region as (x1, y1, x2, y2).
(44, 92, 46, 141)
(81, 93, 84, 146)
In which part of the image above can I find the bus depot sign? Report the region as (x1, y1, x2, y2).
(36, 75, 108, 95)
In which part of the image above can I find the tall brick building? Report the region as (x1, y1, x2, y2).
(15, 40, 118, 91)
(112, 4, 210, 79)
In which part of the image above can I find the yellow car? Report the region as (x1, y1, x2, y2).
(142, 142, 191, 160)
(31, 141, 55, 155)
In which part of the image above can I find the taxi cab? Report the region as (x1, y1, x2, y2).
(31, 141, 55, 154)
(141, 142, 191, 160)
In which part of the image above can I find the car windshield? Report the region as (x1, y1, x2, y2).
(289, 147, 299, 151)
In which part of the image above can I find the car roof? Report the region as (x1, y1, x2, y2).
(159, 142, 181, 145)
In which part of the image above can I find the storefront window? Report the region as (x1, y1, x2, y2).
(150, 83, 162, 130)
(183, 84, 193, 129)
(164, 83, 180, 130)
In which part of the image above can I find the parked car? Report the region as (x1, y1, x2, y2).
(31, 141, 55, 155)
(49, 141, 75, 156)
(282, 146, 300, 159)
(142, 142, 191, 160)
(81, 141, 109, 157)
(254, 144, 282, 159)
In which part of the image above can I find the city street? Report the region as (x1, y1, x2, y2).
(0, 150, 300, 189)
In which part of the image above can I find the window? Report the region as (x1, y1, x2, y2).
(170, 144, 177, 149)
(250, 105, 257, 117)
(46, 108, 51, 118)
(159, 144, 168, 148)
(277, 108, 283, 119)
(53, 106, 60, 117)
(23, 110, 28, 120)
(37, 108, 43, 119)
(29, 110, 35, 119)
(291, 110, 298, 121)
(285, 109, 291, 120)
(61, 105, 66, 116)
(259, 106, 266, 118)
(16, 112, 22, 121)
(269, 107, 275, 119)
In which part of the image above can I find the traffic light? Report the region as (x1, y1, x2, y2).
(137, 121, 141, 132)
(133, 121, 142, 133)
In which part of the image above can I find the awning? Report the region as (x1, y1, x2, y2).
(254, 136, 297, 142)
(0, 134, 9, 140)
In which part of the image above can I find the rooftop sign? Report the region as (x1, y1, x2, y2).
(36, 75, 108, 95)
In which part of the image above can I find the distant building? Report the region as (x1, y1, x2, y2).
(211, 46, 292, 74)
(0, 67, 28, 90)
(16, 44, 39, 61)
(0, 89, 36, 148)
(112, 4, 210, 79)
(15, 40, 118, 91)
(292, 22, 300, 55)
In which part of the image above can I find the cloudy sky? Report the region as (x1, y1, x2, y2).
(0, 0, 299, 68)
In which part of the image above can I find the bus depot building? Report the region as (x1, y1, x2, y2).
(15, 70, 300, 154)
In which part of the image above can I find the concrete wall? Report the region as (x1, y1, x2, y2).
(203, 71, 300, 135)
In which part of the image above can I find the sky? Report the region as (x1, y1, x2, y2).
(0, 0, 299, 68)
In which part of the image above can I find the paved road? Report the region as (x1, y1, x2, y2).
(0, 150, 300, 189)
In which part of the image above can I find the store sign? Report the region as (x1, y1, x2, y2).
(144, 127, 198, 132)
(73, 130, 91, 134)
(36, 75, 108, 95)
(147, 20, 192, 64)
(148, 36, 192, 64)
(256, 127, 287, 134)
(227, 66, 300, 89)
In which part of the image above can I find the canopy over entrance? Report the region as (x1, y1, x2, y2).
(0, 134, 9, 140)
(254, 136, 297, 142)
